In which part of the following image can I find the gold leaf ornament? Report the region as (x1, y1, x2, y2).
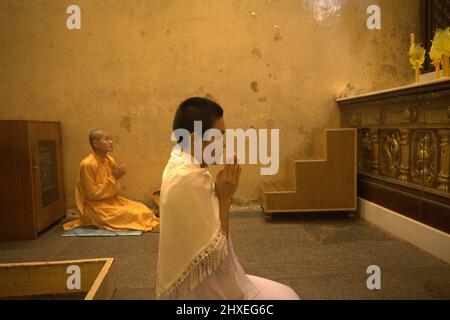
(409, 44, 426, 69)
(435, 27, 450, 77)
(432, 29, 446, 53)
(441, 27, 450, 55)
(429, 44, 441, 62)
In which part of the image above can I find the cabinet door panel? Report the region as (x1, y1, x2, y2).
(28, 122, 65, 232)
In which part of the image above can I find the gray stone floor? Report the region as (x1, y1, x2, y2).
(1, 211, 449, 299)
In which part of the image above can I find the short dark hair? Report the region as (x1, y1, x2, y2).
(172, 97, 224, 143)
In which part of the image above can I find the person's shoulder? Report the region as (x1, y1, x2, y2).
(79, 154, 97, 169)
(166, 164, 212, 191)
(80, 153, 93, 165)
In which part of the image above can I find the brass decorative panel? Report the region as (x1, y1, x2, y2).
(380, 130, 401, 178)
(338, 79, 450, 199)
(411, 130, 438, 188)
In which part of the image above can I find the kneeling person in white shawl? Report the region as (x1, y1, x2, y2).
(156, 97, 299, 300)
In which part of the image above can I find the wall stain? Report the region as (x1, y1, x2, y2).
(195, 86, 205, 96)
(251, 48, 262, 58)
(258, 97, 267, 102)
(273, 25, 282, 41)
(120, 116, 132, 132)
(266, 119, 275, 129)
(250, 81, 259, 92)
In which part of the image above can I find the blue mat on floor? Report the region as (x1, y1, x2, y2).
(62, 227, 143, 237)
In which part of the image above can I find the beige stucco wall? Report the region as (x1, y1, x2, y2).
(0, 0, 421, 208)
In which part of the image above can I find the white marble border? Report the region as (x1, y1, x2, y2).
(358, 197, 450, 264)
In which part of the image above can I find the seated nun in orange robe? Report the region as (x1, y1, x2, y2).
(63, 129, 160, 232)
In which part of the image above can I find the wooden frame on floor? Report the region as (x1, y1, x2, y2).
(0, 258, 116, 300)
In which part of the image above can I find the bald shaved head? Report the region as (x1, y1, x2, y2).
(89, 129, 108, 149)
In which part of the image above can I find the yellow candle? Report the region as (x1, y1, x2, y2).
(434, 61, 441, 80)
(410, 33, 415, 48)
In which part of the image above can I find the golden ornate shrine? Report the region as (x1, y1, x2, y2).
(338, 78, 450, 233)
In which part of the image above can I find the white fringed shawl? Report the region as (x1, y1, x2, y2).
(156, 148, 228, 299)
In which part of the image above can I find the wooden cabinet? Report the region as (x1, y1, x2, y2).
(0, 120, 65, 240)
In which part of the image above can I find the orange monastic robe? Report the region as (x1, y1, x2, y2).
(63, 153, 159, 232)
